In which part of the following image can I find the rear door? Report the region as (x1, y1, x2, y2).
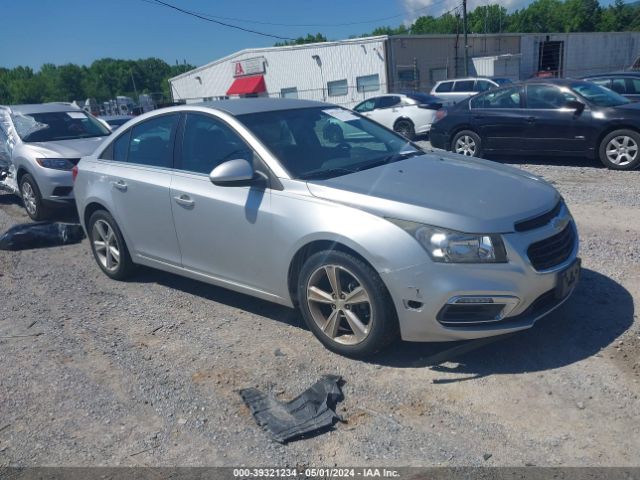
(523, 84, 592, 153)
(170, 112, 273, 289)
(104, 113, 182, 265)
(468, 85, 528, 151)
(368, 96, 402, 128)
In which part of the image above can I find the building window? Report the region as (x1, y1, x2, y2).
(327, 79, 348, 97)
(430, 68, 448, 84)
(397, 67, 420, 89)
(281, 87, 298, 99)
(356, 74, 380, 93)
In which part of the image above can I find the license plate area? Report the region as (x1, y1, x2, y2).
(555, 258, 581, 299)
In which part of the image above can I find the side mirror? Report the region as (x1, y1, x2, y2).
(565, 100, 585, 114)
(210, 158, 261, 186)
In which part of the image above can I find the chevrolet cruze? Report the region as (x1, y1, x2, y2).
(73, 99, 580, 358)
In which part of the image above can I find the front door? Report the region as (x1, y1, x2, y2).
(524, 84, 592, 153)
(170, 112, 273, 290)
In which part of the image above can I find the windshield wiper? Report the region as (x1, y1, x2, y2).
(355, 150, 422, 172)
(299, 167, 356, 180)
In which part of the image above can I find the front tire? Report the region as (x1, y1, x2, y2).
(297, 250, 399, 358)
(394, 119, 416, 140)
(88, 210, 135, 280)
(599, 129, 640, 170)
(452, 130, 482, 157)
(20, 174, 49, 221)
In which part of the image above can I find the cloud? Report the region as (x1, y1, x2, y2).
(401, 0, 532, 22)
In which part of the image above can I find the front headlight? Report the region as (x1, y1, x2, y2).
(388, 218, 508, 263)
(36, 158, 75, 170)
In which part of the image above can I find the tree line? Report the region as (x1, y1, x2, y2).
(0, 58, 194, 106)
(1, 0, 638, 105)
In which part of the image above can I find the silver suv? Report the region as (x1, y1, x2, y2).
(0, 103, 111, 220)
(431, 77, 512, 103)
(73, 99, 580, 358)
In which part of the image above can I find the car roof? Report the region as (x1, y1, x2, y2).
(582, 72, 640, 78)
(194, 98, 330, 116)
(435, 77, 498, 83)
(522, 78, 583, 87)
(8, 103, 82, 114)
(101, 115, 134, 120)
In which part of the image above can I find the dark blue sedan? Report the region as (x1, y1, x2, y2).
(430, 79, 640, 170)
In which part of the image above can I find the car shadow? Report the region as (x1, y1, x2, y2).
(0, 193, 79, 222)
(488, 153, 604, 169)
(374, 268, 634, 378)
(132, 267, 302, 329)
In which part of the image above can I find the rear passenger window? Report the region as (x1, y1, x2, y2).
(628, 79, 640, 94)
(611, 78, 627, 94)
(453, 80, 475, 92)
(180, 113, 252, 175)
(470, 86, 522, 109)
(113, 130, 131, 162)
(435, 82, 453, 93)
(128, 114, 179, 168)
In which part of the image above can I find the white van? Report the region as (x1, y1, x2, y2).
(431, 77, 512, 103)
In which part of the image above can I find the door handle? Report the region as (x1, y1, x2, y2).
(173, 194, 194, 207)
(111, 180, 127, 191)
(526, 116, 536, 123)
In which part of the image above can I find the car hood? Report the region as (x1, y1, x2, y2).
(24, 137, 106, 158)
(306, 152, 560, 233)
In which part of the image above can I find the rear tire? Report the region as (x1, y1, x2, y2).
(297, 250, 399, 358)
(19, 174, 49, 221)
(88, 210, 135, 280)
(599, 129, 640, 170)
(394, 119, 416, 140)
(451, 130, 483, 158)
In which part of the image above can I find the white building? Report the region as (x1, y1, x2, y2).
(169, 36, 389, 108)
(170, 32, 640, 106)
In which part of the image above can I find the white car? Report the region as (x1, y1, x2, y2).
(352, 93, 444, 140)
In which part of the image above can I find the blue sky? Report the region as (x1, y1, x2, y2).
(0, 0, 616, 70)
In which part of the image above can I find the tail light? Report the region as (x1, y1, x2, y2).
(72, 165, 79, 182)
(418, 102, 442, 110)
(435, 109, 448, 122)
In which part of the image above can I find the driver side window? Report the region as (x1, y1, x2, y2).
(180, 113, 253, 175)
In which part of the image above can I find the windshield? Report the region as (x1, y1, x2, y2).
(571, 82, 630, 107)
(237, 107, 421, 180)
(11, 110, 111, 142)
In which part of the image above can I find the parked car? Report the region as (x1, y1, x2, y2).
(74, 98, 580, 357)
(0, 103, 111, 219)
(101, 115, 135, 131)
(430, 78, 640, 170)
(352, 93, 444, 139)
(430, 77, 512, 103)
(581, 72, 640, 102)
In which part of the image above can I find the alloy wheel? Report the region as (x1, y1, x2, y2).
(306, 265, 373, 345)
(21, 181, 37, 216)
(92, 219, 121, 272)
(455, 135, 476, 156)
(606, 135, 638, 166)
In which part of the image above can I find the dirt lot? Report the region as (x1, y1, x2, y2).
(0, 150, 639, 467)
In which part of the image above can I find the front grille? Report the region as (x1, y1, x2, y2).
(515, 200, 562, 232)
(527, 224, 576, 270)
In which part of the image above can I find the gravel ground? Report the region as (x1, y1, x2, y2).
(0, 149, 639, 467)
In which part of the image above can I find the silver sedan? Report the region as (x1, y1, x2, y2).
(73, 99, 580, 358)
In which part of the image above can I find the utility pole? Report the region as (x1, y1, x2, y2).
(462, 0, 469, 76)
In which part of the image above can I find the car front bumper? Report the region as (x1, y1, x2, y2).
(32, 167, 75, 203)
(428, 130, 449, 150)
(380, 214, 580, 342)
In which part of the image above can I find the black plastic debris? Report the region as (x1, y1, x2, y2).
(0, 222, 85, 251)
(239, 374, 344, 443)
